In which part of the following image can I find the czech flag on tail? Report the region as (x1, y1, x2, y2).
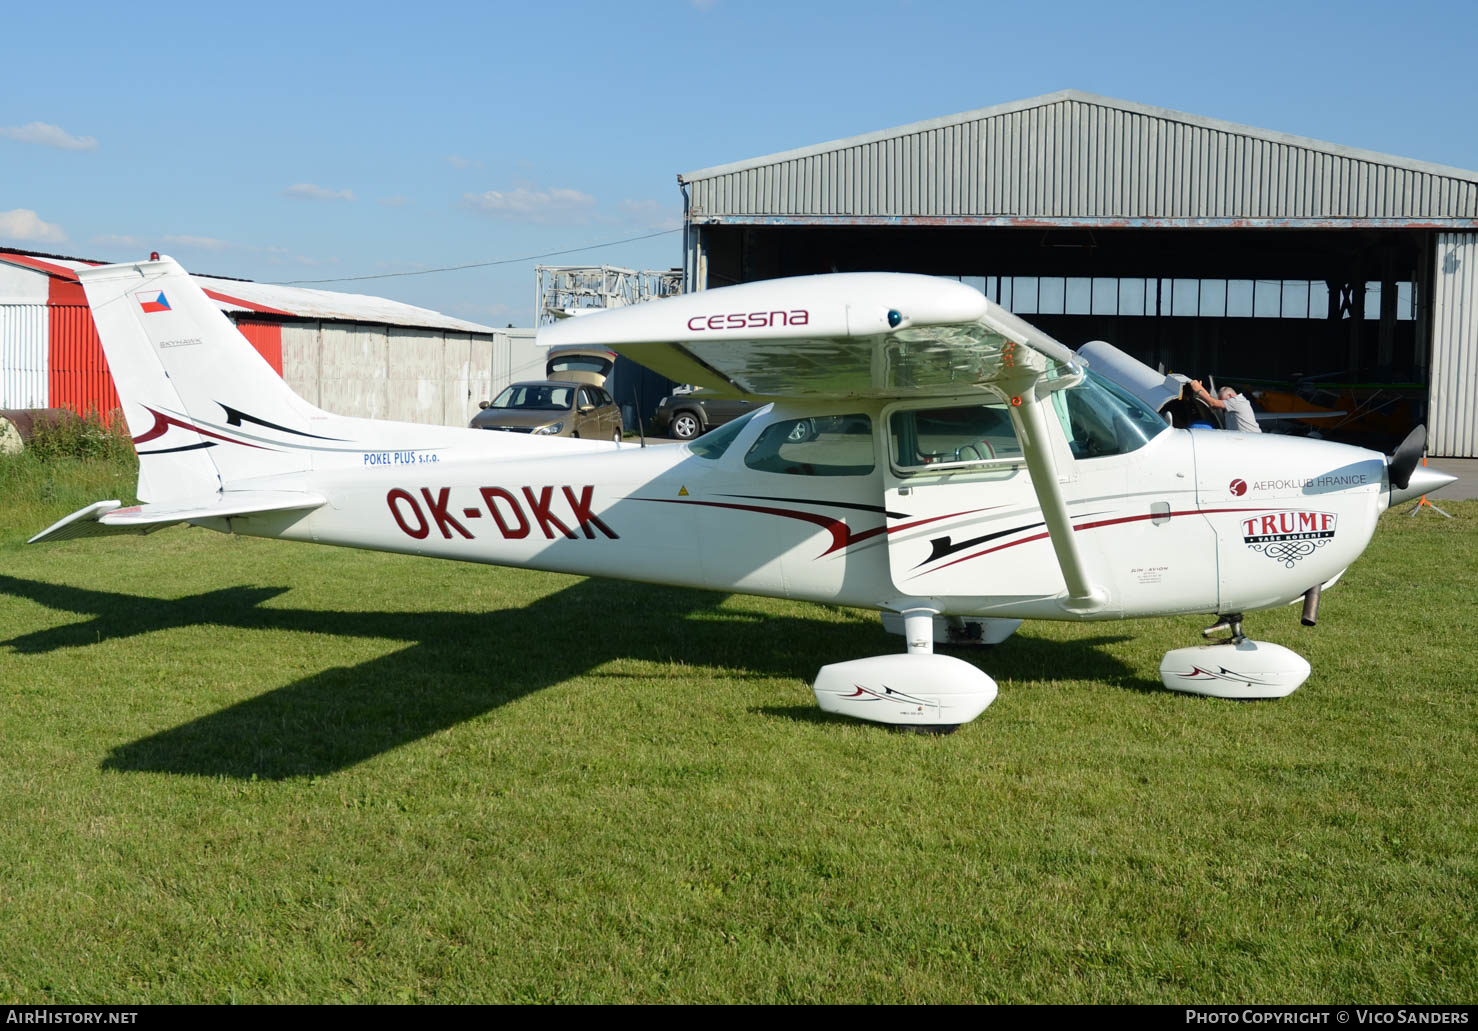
(136, 291, 171, 313)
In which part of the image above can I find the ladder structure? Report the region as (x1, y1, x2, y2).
(534, 265, 683, 326)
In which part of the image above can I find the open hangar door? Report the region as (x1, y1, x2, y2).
(695, 223, 1430, 450)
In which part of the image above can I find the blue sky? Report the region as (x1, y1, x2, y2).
(3, 0, 1475, 326)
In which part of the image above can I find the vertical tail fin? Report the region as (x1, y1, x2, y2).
(79, 256, 338, 502)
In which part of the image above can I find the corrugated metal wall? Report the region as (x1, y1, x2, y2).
(489, 329, 542, 400)
(386, 327, 444, 424)
(276, 321, 510, 426)
(1429, 233, 1478, 456)
(0, 304, 48, 408)
(281, 322, 324, 407)
(48, 305, 120, 420)
(232, 319, 284, 375)
(321, 324, 391, 419)
(685, 95, 1478, 222)
(442, 333, 486, 426)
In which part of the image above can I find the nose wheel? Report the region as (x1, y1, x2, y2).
(1160, 613, 1309, 698)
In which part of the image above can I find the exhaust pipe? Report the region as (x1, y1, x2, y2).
(1300, 584, 1321, 627)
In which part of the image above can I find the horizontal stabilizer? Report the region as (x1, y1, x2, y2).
(28, 491, 327, 544)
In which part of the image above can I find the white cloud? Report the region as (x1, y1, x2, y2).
(95, 232, 231, 253)
(0, 208, 67, 243)
(282, 183, 355, 202)
(0, 122, 98, 151)
(620, 198, 683, 231)
(463, 186, 596, 223)
(92, 232, 326, 268)
(162, 234, 230, 251)
(92, 233, 147, 249)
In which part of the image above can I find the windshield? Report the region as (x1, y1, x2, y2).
(491, 385, 574, 412)
(1052, 370, 1168, 459)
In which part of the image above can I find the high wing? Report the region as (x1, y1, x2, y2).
(537, 273, 1080, 401)
(542, 272, 1105, 611)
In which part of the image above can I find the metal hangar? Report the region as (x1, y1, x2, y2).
(678, 90, 1478, 456)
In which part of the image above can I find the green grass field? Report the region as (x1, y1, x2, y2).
(1, 452, 1474, 1003)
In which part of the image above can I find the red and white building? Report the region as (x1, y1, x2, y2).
(0, 249, 538, 427)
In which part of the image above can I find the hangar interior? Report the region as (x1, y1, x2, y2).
(680, 91, 1478, 455)
(698, 225, 1426, 387)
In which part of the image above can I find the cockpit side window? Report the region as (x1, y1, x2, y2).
(889, 401, 1023, 473)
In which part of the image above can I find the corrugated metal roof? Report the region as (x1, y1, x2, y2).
(0, 250, 496, 333)
(189, 275, 495, 333)
(681, 90, 1478, 226)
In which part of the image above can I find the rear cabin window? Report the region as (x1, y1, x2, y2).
(688, 410, 757, 460)
(889, 402, 1023, 472)
(549, 356, 613, 375)
(743, 415, 874, 476)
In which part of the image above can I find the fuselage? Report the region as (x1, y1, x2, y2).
(218, 394, 1389, 624)
(60, 256, 1403, 632)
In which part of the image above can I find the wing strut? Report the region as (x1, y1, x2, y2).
(1011, 391, 1107, 613)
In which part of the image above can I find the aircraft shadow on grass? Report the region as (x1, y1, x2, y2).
(0, 573, 1150, 780)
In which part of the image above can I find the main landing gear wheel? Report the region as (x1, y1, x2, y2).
(813, 609, 998, 729)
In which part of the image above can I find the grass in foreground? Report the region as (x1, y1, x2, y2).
(0, 458, 1474, 1003)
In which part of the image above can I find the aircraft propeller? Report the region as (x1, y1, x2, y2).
(1388, 424, 1426, 492)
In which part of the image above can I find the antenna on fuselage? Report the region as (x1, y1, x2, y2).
(630, 382, 646, 448)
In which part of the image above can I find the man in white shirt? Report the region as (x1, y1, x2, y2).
(1191, 380, 1262, 433)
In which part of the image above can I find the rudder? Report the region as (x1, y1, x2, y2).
(79, 256, 334, 501)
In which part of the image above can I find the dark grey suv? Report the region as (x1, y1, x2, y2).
(653, 389, 758, 440)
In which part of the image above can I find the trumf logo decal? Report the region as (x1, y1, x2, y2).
(1241, 510, 1336, 567)
(1229, 478, 1247, 496)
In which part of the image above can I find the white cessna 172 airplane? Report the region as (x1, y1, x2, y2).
(32, 257, 1456, 730)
